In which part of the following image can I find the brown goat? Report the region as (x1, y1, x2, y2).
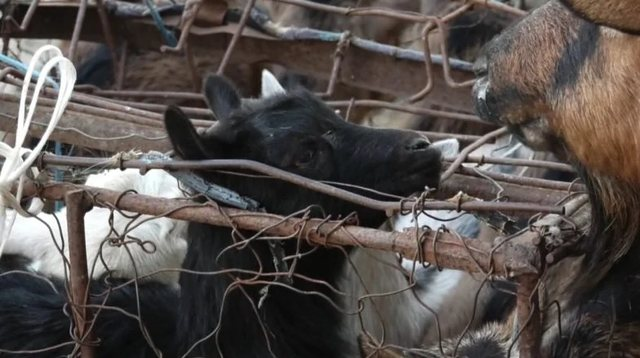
(418, 1, 640, 356)
(474, 0, 640, 279)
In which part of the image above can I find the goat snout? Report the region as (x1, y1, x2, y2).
(404, 137, 431, 152)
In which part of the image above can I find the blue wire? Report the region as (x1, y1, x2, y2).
(0, 53, 59, 89)
(143, 0, 178, 47)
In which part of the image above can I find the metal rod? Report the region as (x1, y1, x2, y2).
(37, 154, 567, 215)
(216, 0, 256, 75)
(5, 0, 40, 32)
(65, 189, 95, 358)
(94, 0, 119, 86)
(446, 155, 575, 173)
(24, 180, 541, 277)
(327, 100, 487, 124)
(67, 0, 89, 62)
(441, 127, 509, 181)
(516, 274, 542, 358)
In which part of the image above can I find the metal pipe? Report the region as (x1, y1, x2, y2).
(65, 189, 95, 358)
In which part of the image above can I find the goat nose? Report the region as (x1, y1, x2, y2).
(405, 138, 430, 152)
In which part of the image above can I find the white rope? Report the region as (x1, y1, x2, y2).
(0, 45, 76, 257)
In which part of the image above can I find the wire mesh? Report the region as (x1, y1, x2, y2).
(0, 1, 593, 357)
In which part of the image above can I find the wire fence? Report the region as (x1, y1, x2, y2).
(0, 0, 591, 357)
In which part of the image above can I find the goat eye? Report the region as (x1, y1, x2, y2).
(296, 148, 316, 166)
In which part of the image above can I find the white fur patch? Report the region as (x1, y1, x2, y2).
(6, 169, 189, 286)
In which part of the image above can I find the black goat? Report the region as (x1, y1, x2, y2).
(0, 73, 443, 357)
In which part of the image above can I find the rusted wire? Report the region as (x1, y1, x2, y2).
(3, 0, 40, 32)
(446, 155, 575, 173)
(0, 2, 576, 357)
(94, 0, 118, 86)
(441, 127, 509, 181)
(317, 31, 351, 98)
(216, 0, 257, 75)
(266, 0, 525, 22)
(36, 153, 567, 215)
(327, 100, 489, 124)
(160, 0, 202, 53)
(67, 0, 88, 63)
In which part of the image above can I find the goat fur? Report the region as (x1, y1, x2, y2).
(4, 169, 188, 285)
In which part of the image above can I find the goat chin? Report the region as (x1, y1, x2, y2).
(3, 169, 189, 286)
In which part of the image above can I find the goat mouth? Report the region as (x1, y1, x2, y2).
(472, 77, 499, 124)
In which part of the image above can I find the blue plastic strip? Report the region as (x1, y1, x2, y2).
(143, 0, 178, 47)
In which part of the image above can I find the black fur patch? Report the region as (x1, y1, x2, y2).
(0, 261, 178, 357)
(447, 9, 515, 61)
(457, 335, 505, 358)
(552, 21, 600, 94)
(75, 45, 114, 88)
(481, 280, 517, 324)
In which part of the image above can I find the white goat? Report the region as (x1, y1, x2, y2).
(4, 168, 189, 285)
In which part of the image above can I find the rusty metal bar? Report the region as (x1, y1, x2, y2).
(0, 103, 170, 153)
(446, 155, 575, 173)
(327, 100, 484, 124)
(435, 173, 575, 207)
(67, 0, 89, 62)
(3, 1, 476, 112)
(159, 0, 202, 53)
(3, 0, 40, 32)
(22, 180, 540, 277)
(317, 31, 350, 98)
(2, 76, 215, 126)
(93, 0, 119, 86)
(216, 0, 256, 75)
(37, 154, 575, 207)
(453, 165, 585, 192)
(442, 127, 509, 181)
(516, 275, 542, 358)
(73, 88, 204, 101)
(267, 0, 526, 20)
(0, 83, 212, 127)
(36, 154, 567, 215)
(65, 189, 95, 358)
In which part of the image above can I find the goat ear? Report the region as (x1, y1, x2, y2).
(560, 0, 640, 33)
(164, 105, 215, 160)
(431, 139, 460, 157)
(203, 74, 241, 121)
(261, 69, 286, 98)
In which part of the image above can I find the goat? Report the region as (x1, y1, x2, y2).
(3, 169, 188, 285)
(371, 0, 550, 133)
(419, 0, 640, 356)
(0, 72, 444, 357)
